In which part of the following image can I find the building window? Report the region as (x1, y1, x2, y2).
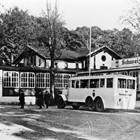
(3, 71, 19, 88)
(65, 62, 68, 69)
(20, 73, 28, 87)
(20, 72, 35, 88)
(129, 71, 138, 89)
(28, 73, 35, 87)
(76, 63, 79, 69)
(55, 74, 70, 88)
(36, 73, 45, 88)
(36, 73, 50, 88)
(39, 58, 41, 66)
(101, 55, 106, 61)
(45, 73, 50, 87)
(121, 72, 128, 75)
(64, 75, 70, 87)
(55, 74, 63, 88)
(46, 60, 51, 68)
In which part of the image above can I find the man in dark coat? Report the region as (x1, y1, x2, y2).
(19, 90, 25, 109)
(44, 90, 50, 108)
(37, 91, 44, 109)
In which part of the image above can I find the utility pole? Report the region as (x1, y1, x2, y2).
(89, 27, 91, 76)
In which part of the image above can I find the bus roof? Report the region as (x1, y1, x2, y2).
(69, 74, 136, 80)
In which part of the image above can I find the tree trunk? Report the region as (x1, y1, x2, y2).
(50, 57, 55, 100)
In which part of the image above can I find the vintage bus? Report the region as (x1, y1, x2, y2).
(56, 75, 136, 111)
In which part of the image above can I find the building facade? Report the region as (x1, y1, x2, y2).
(0, 44, 131, 104)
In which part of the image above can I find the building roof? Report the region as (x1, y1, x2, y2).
(86, 45, 122, 59)
(13, 44, 122, 64)
(13, 44, 83, 64)
(27, 44, 83, 60)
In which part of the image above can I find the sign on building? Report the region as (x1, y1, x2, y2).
(111, 56, 140, 68)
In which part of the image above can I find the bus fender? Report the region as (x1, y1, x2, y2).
(59, 94, 67, 102)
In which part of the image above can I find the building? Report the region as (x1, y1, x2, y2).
(0, 44, 130, 104)
(81, 45, 122, 70)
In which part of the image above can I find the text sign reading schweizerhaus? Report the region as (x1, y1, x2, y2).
(111, 57, 140, 68)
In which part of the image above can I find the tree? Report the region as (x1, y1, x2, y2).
(62, 29, 85, 51)
(0, 6, 34, 64)
(32, 1, 65, 99)
(75, 26, 137, 58)
(121, 0, 140, 33)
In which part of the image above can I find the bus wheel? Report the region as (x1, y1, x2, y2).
(72, 105, 80, 109)
(96, 98, 104, 112)
(87, 98, 96, 111)
(56, 97, 66, 109)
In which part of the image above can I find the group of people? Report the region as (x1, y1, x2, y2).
(36, 90, 50, 109)
(19, 89, 50, 109)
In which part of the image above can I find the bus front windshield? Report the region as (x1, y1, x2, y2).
(118, 78, 135, 89)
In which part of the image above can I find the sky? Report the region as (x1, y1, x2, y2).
(0, 0, 133, 31)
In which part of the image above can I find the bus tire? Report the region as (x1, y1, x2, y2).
(56, 97, 66, 109)
(95, 98, 104, 112)
(72, 105, 80, 109)
(87, 98, 96, 111)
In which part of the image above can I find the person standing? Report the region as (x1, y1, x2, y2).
(44, 90, 50, 108)
(38, 91, 44, 109)
(19, 90, 25, 109)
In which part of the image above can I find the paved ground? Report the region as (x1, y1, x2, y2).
(1, 102, 140, 140)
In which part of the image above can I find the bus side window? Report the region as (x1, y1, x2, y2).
(107, 78, 113, 88)
(118, 80, 120, 88)
(72, 80, 75, 88)
(127, 79, 135, 89)
(118, 79, 126, 88)
(132, 80, 135, 89)
(127, 80, 131, 89)
(76, 80, 79, 88)
(100, 79, 105, 88)
(90, 79, 99, 88)
(80, 80, 88, 88)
